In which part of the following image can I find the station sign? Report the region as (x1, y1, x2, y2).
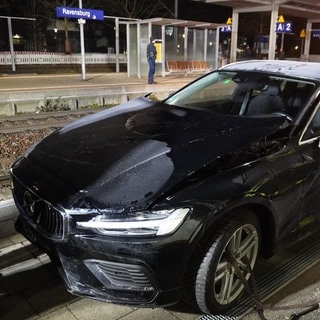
(56, 6, 104, 20)
(221, 17, 232, 32)
(313, 31, 320, 39)
(220, 26, 232, 33)
(275, 21, 292, 33)
(300, 29, 306, 38)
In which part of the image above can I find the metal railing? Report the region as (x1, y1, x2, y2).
(0, 51, 127, 65)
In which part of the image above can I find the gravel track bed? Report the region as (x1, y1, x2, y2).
(0, 110, 97, 201)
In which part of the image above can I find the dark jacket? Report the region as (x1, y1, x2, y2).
(147, 42, 157, 61)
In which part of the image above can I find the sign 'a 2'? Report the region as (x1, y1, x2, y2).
(275, 22, 292, 33)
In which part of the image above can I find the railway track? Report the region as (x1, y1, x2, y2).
(0, 175, 10, 185)
(0, 109, 100, 134)
(0, 109, 103, 198)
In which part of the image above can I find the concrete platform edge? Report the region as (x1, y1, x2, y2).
(0, 198, 17, 221)
(0, 198, 19, 238)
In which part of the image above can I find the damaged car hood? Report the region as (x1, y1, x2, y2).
(19, 97, 285, 211)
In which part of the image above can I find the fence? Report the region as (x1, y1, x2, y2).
(0, 51, 127, 65)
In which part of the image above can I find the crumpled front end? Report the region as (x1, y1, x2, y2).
(15, 210, 179, 306)
(11, 156, 194, 307)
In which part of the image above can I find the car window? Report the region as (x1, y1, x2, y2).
(301, 106, 320, 142)
(164, 71, 238, 111)
(164, 70, 315, 119)
(281, 81, 314, 118)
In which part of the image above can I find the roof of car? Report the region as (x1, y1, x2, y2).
(221, 60, 320, 82)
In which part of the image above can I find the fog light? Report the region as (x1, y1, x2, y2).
(84, 259, 154, 292)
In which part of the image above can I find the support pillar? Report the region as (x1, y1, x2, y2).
(268, 4, 279, 60)
(230, 11, 239, 63)
(303, 21, 312, 61)
(184, 27, 188, 61)
(7, 17, 16, 72)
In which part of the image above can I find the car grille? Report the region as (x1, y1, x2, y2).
(12, 176, 66, 240)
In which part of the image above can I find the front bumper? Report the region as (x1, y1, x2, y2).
(15, 212, 192, 307)
(11, 162, 204, 308)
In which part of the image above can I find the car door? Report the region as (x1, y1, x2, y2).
(297, 102, 320, 237)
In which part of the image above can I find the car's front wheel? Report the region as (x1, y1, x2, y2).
(195, 210, 261, 314)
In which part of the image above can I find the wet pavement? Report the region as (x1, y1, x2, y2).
(0, 72, 194, 98)
(1, 230, 320, 320)
(1, 71, 320, 320)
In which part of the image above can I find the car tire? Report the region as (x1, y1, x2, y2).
(195, 209, 261, 314)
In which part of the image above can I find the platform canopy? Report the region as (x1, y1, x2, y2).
(194, 0, 320, 20)
(191, 0, 320, 62)
(143, 17, 222, 29)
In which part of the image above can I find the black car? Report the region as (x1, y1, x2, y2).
(11, 60, 320, 314)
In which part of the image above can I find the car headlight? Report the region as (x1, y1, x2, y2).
(76, 208, 190, 236)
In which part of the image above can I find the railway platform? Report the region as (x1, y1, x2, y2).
(0, 72, 195, 116)
(0, 72, 194, 94)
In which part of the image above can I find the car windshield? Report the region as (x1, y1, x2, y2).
(164, 70, 315, 119)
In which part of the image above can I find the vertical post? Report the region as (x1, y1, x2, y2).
(184, 27, 188, 61)
(268, 4, 279, 60)
(115, 17, 120, 73)
(33, 20, 37, 51)
(193, 29, 196, 58)
(161, 24, 166, 76)
(204, 28, 208, 62)
(137, 22, 141, 78)
(230, 11, 239, 63)
(215, 28, 219, 69)
(148, 21, 152, 39)
(174, 0, 178, 18)
(7, 17, 16, 72)
(79, 0, 86, 80)
(304, 21, 312, 61)
(280, 33, 284, 52)
(126, 23, 130, 77)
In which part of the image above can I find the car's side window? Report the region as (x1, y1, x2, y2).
(301, 106, 320, 143)
(282, 82, 314, 118)
(311, 108, 320, 134)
